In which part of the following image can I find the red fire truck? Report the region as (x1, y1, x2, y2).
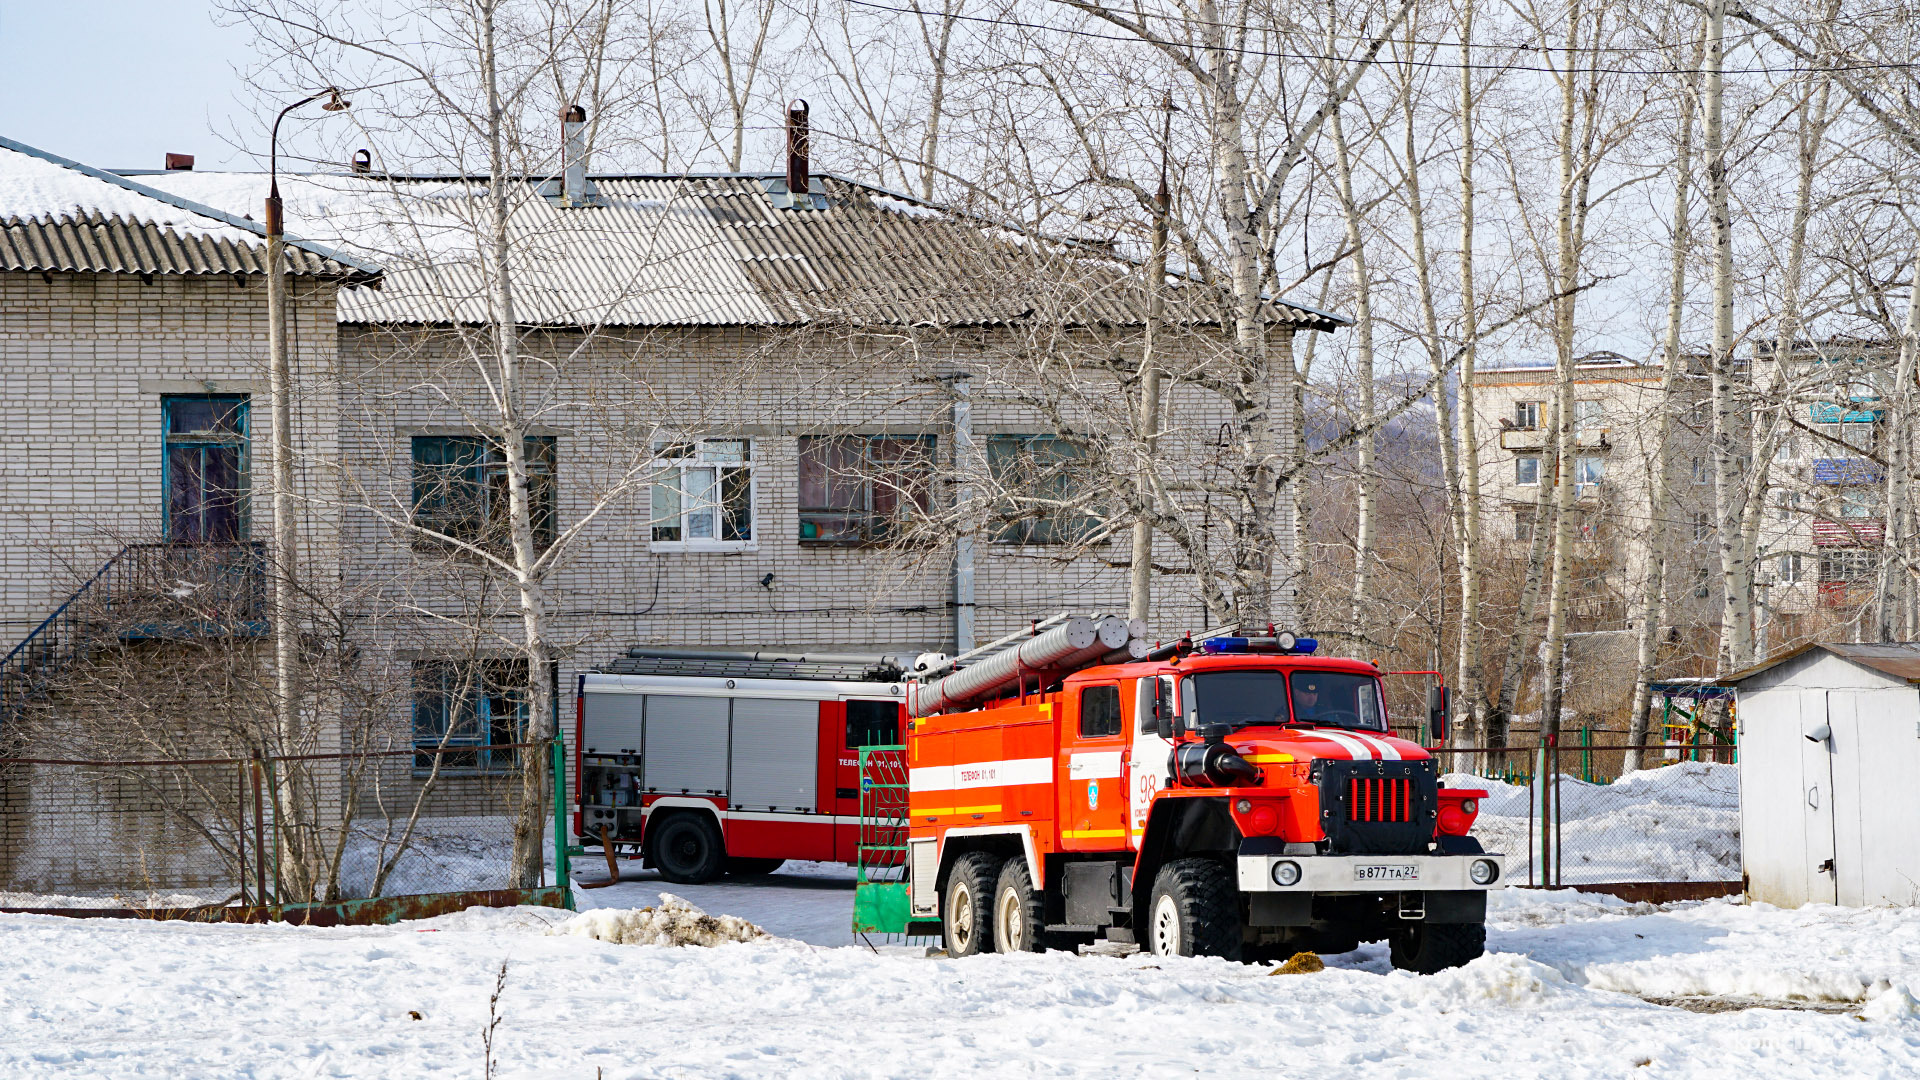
(903, 625, 1503, 971)
(574, 649, 911, 883)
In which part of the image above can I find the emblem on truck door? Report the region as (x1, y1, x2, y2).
(1087, 780, 1099, 810)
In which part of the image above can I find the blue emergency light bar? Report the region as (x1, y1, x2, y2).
(1200, 635, 1318, 655)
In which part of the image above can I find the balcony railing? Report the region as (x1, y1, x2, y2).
(1812, 458, 1884, 485)
(102, 542, 269, 637)
(1812, 519, 1884, 547)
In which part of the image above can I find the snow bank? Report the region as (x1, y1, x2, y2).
(548, 893, 766, 947)
(1387, 953, 1570, 1010)
(1495, 890, 1920, 1006)
(1451, 760, 1741, 883)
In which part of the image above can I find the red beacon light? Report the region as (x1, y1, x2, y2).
(1200, 632, 1318, 655)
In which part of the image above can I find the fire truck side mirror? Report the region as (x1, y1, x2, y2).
(1428, 685, 1450, 744)
(1154, 679, 1176, 740)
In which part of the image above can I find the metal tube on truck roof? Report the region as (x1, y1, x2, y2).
(909, 617, 1097, 716)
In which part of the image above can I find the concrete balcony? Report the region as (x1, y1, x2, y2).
(1499, 428, 1547, 450)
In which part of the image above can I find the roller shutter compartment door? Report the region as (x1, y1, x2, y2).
(644, 695, 730, 795)
(729, 698, 820, 811)
(581, 691, 645, 755)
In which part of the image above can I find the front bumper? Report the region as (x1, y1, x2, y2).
(1237, 852, 1506, 893)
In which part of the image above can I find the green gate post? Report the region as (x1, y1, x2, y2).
(552, 735, 574, 908)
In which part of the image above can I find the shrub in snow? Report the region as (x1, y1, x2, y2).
(549, 894, 766, 947)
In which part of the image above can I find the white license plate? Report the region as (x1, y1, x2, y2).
(1354, 864, 1419, 882)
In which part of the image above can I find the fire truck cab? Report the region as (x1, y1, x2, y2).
(575, 650, 911, 884)
(905, 636, 1503, 972)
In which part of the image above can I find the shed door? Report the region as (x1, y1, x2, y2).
(1826, 688, 1919, 906)
(1800, 692, 1838, 905)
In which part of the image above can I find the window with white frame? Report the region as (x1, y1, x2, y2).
(1774, 489, 1801, 522)
(1515, 455, 1541, 486)
(1573, 399, 1605, 436)
(1574, 455, 1605, 491)
(1513, 507, 1534, 543)
(650, 438, 755, 547)
(1691, 456, 1710, 485)
(1691, 511, 1711, 542)
(1513, 400, 1542, 430)
(1778, 552, 1803, 584)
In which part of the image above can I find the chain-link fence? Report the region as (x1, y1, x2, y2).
(0, 743, 567, 912)
(1433, 744, 1741, 888)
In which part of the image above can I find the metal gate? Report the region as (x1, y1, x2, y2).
(851, 744, 910, 936)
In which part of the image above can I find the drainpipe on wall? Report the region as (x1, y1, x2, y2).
(952, 374, 976, 653)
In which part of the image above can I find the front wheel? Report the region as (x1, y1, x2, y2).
(1146, 858, 1242, 960)
(1389, 922, 1486, 973)
(725, 857, 785, 877)
(942, 851, 1003, 957)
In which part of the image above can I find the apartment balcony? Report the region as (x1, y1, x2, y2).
(1499, 427, 1547, 450)
(1811, 519, 1884, 547)
(1812, 458, 1884, 485)
(1496, 427, 1611, 451)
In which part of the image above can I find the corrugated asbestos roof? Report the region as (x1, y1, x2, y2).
(135, 170, 1342, 331)
(0, 136, 378, 280)
(1721, 641, 1920, 684)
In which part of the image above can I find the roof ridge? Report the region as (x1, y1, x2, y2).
(0, 135, 381, 277)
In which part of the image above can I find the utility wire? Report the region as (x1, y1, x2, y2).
(843, 0, 1920, 76)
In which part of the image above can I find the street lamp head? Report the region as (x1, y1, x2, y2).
(322, 87, 351, 112)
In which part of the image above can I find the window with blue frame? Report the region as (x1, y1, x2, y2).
(163, 396, 249, 543)
(411, 659, 528, 771)
(410, 436, 556, 551)
(986, 434, 1100, 544)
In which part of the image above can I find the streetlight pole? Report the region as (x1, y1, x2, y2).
(264, 88, 348, 760)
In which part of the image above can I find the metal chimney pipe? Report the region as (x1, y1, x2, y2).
(561, 104, 587, 205)
(785, 99, 810, 197)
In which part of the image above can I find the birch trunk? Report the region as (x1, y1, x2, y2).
(476, 3, 556, 889)
(1882, 241, 1920, 640)
(1491, 403, 1560, 761)
(1452, 2, 1488, 746)
(1330, 102, 1377, 644)
(1538, 2, 1586, 743)
(1625, 57, 1699, 773)
(1704, 0, 1755, 669)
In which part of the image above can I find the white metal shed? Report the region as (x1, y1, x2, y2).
(1723, 643, 1920, 907)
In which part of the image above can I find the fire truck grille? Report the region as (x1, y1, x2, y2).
(1347, 777, 1413, 822)
(1310, 757, 1438, 855)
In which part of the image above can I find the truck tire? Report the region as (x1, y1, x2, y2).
(1146, 858, 1241, 961)
(942, 851, 1003, 957)
(1388, 921, 1486, 974)
(649, 812, 726, 884)
(992, 858, 1049, 953)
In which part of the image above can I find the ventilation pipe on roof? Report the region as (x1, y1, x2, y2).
(351, 149, 372, 174)
(785, 100, 809, 198)
(561, 104, 588, 205)
(165, 153, 194, 171)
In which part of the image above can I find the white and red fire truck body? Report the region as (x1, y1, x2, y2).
(574, 667, 907, 882)
(904, 639, 1504, 969)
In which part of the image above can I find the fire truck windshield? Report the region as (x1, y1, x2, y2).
(1184, 671, 1387, 732)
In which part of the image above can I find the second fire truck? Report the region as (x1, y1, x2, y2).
(902, 619, 1503, 972)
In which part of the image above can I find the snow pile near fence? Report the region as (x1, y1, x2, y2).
(548, 893, 766, 947)
(1448, 760, 1740, 883)
(334, 816, 521, 898)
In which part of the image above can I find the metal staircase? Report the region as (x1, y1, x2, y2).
(0, 542, 268, 734)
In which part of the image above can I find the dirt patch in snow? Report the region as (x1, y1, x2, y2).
(549, 893, 767, 947)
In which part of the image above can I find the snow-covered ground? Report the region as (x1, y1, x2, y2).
(1453, 760, 1742, 884)
(2, 863, 1916, 1079)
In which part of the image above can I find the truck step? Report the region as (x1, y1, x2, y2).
(1102, 927, 1136, 945)
(1045, 924, 1101, 935)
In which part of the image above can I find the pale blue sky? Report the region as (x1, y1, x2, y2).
(0, 1, 257, 169)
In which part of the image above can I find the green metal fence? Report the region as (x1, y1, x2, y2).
(852, 744, 910, 937)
